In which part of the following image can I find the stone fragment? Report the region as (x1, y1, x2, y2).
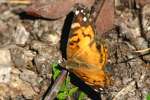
(142, 4, 150, 41)
(13, 23, 30, 45)
(0, 49, 12, 83)
(10, 47, 36, 69)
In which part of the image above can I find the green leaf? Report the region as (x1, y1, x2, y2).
(52, 64, 61, 80)
(65, 75, 71, 85)
(51, 63, 80, 99)
(68, 87, 78, 96)
(57, 92, 68, 100)
(59, 81, 68, 92)
(53, 69, 61, 80)
(147, 93, 150, 100)
(78, 92, 86, 100)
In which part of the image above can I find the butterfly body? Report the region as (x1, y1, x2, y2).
(65, 7, 110, 88)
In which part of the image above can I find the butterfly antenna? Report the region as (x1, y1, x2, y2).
(90, 0, 105, 23)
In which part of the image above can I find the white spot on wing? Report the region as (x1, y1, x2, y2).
(75, 10, 79, 15)
(83, 17, 87, 22)
(81, 9, 84, 13)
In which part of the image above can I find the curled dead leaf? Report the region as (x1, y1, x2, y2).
(24, 0, 94, 19)
(95, 0, 114, 35)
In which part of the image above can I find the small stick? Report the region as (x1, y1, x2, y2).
(128, 0, 136, 9)
(2, 0, 32, 4)
(116, 50, 149, 64)
(90, 0, 105, 23)
(43, 69, 68, 100)
(112, 81, 136, 100)
(9, 0, 31, 4)
(134, 48, 150, 53)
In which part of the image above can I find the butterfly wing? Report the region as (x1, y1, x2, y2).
(66, 7, 110, 88)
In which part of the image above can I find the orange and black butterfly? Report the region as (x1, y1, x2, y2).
(63, 6, 110, 89)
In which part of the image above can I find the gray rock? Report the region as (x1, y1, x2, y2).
(31, 40, 61, 78)
(134, 37, 148, 50)
(40, 32, 60, 45)
(142, 4, 150, 41)
(10, 47, 36, 69)
(13, 23, 30, 45)
(9, 67, 37, 99)
(0, 49, 12, 83)
(19, 69, 38, 86)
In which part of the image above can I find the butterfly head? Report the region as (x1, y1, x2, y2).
(73, 7, 91, 25)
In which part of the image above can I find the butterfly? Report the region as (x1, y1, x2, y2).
(63, 6, 110, 89)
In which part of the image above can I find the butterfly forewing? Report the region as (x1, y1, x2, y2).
(66, 6, 110, 88)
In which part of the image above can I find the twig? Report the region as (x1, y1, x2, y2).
(43, 69, 68, 100)
(116, 51, 150, 64)
(134, 48, 150, 53)
(112, 81, 136, 100)
(128, 0, 136, 9)
(90, 0, 105, 23)
(1, 0, 32, 4)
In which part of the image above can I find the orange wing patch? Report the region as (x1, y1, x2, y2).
(66, 7, 110, 88)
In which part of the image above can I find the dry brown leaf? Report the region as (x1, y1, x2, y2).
(24, 0, 94, 19)
(8, 0, 114, 34)
(95, 0, 114, 35)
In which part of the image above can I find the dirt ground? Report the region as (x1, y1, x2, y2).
(0, 0, 149, 100)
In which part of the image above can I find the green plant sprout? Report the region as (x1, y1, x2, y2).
(147, 93, 150, 100)
(51, 63, 86, 100)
